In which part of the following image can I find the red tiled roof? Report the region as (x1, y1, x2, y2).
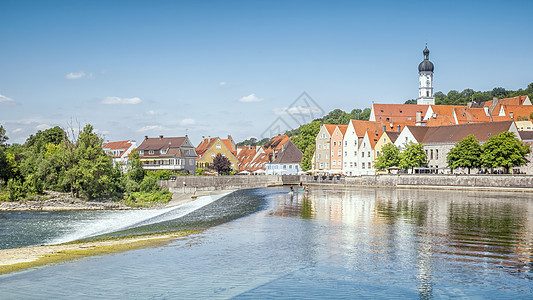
(350, 120, 383, 138)
(264, 135, 290, 151)
(372, 103, 430, 123)
(195, 138, 218, 157)
(102, 140, 134, 158)
(324, 124, 337, 136)
(501, 105, 533, 119)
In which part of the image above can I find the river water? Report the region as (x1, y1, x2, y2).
(1, 186, 533, 298)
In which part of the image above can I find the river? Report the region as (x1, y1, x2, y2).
(1, 186, 533, 298)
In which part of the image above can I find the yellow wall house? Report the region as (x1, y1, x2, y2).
(195, 136, 239, 171)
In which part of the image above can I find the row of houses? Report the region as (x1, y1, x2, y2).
(102, 134, 303, 175)
(314, 96, 533, 175)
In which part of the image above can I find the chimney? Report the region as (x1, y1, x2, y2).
(416, 111, 422, 122)
(159, 135, 163, 140)
(510, 112, 514, 119)
(382, 125, 386, 132)
(519, 94, 522, 104)
(397, 125, 401, 132)
(144, 136, 148, 140)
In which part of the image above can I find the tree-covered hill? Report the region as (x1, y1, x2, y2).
(404, 82, 533, 105)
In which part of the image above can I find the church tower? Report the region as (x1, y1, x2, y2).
(417, 45, 435, 105)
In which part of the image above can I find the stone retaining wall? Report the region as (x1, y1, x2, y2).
(159, 174, 533, 194)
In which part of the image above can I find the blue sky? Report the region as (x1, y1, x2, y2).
(1, 0, 532, 145)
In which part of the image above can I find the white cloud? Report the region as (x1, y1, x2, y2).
(35, 124, 52, 131)
(65, 71, 87, 80)
(219, 81, 227, 86)
(101, 96, 142, 105)
(0, 93, 16, 104)
(180, 118, 196, 126)
(137, 125, 165, 133)
(238, 93, 263, 103)
(12, 128, 24, 133)
(275, 106, 322, 116)
(145, 110, 158, 116)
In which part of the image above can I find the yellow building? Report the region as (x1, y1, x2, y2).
(195, 136, 239, 171)
(374, 131, 401, 159)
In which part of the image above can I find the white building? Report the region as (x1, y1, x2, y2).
(102, 140, 137, 171)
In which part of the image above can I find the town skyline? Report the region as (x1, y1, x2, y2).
(1, 0, 533, 145)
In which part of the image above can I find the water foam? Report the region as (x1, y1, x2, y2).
(48, 193, 230, 245)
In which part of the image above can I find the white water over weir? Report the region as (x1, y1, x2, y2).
(47, 193, 230, 245)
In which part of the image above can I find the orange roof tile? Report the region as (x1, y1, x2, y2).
(324, 124, 337, 136)
(102, 140, 134, 158)
(502, 105, 533, 119)
(372, 103, 430, 123)
(195, 137, 218, 157)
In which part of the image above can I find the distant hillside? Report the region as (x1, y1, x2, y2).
(404, 82, 533, 105)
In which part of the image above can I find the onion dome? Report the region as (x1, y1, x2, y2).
(418, 46, 434, 72)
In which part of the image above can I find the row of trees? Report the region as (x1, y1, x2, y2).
(375, 132, 531, 173)
(405, 83, 533, 106)
(0, 124, 170, 204)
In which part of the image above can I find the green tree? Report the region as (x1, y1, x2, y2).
(399, 142, 427, 172)
(481, 131, 531, 173)
(292, 120, 322, 171)
(213, 153, 231, 174)
(446, 135, 482, 174)
(374, 143, 400, 171)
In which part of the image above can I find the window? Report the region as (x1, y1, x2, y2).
(338, 150, 341, 156)
(362, 162, 365, 169)
(325, 144, 328, 149)
(211, 153, 215, 158)
(345, 151, 347, 156)
(345, 141, 347, 146)
(344, 162, 347, 167)
(338, 160, 341, 165)
(354, 141, 357, 146)
(289, 165, 292, 169)
(139, 150, 144, 155)
(318, 144, 321, 149)
(405, 137, 408, 142)
(331, 151, 334, 156)
(216, 144, 221, 149)
(430, 149, 433, 160)
(222, 153, 226, 157)
(368, 151, 371, 157)
(149, 150, 154, 155)
(436, 149, 439, 159)
(354, 151, 357, 156)
(161, 149, 167, 155)
(377, 151, 380, 156)
(361, 152, 364, 157)
(326, 163, 329, 169)
(326, 154, 329, 159)
(320, 163, 324, 168)
(333, 141, 337, 146)
(333, 160, 336, 166)
(318, 153, 322, 159)
(383, 138, 386, 143)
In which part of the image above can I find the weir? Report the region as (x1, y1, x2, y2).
(47, 193, 229, 245)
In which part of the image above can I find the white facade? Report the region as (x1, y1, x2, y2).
(418, 71, 434, 104)
(266, 163, 301, 175)
(358, 132, 376, 175)
(342, 121, 359, 176)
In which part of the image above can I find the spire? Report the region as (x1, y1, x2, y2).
(423, 44, 430, 60)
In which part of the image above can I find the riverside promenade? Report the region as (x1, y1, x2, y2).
(160, 174, 533, 196)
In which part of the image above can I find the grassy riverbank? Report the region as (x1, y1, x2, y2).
(0, 230, 203, 275)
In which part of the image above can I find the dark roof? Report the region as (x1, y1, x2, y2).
(137, 136, 186, 150)
(418, 46, 434, 72)
(519, 131, 533, 141)
(406, 121, 514, 144)
(385, 131, 400, 143)
(272, 141, 303, 164)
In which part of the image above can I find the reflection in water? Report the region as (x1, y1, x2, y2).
(2, 186, 533, 299)
(271, 187, 533, 298)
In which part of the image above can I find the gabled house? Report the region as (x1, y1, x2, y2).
(102, 140, 137, 170)
(518, 131, 533, 174)
(196, 135, 239, 171)
(330, 125, 348, 172)
(374, 131, 400, 159)
(137, 135, 197, 174)
(314, 124, 336, 172)
(342, 120, 382, 176)
(266, 141, 303, 175)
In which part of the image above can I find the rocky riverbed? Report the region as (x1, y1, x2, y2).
(0, 191, 133, 211)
